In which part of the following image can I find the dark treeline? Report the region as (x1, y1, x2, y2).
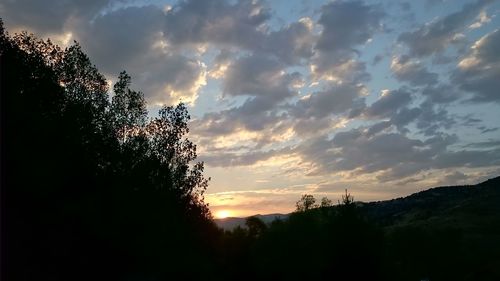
(0, 21, 220, 280)
(2, 21, 499, 281)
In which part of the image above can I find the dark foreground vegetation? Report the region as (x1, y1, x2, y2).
(1, 21, 499, 281)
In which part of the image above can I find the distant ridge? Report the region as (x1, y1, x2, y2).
(215, 213, 288, 230)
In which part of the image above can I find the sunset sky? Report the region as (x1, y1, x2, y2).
(2, 0, 500, 217)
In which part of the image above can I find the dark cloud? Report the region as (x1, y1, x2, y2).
(366, 121, 392, 137)
(390, 107, 421, 131)
(365, 89, 412, 118)
(295, 128, 500, 182)
(73, 5, 206, 105)
(163, 0, 314, 65)
(415, 102, 455, 136)
(224, 54, 299, 101)
(292, 83, 367, 119)
(291, 118, 339, 137)
(200, 149, 281, 167)
(192, 52, 307, 140)
(433, 149, 500, 170)
(128, 54, 206, 105)
(452, 29, 500, 103)
(192, 105, 286, 137)
(360, 86, 458, 136)
(478, 127, 499, 134)
(312, 0, 384, 79)
(464, 140, 500, 149)
(390, 55, 438, 86)
(442, 171, 468, 185)
(316, 1, 384, 54)
(163, 0, 270, 48)
(2, 0, 499, 188)
(421, 84, 461, 104)
(398, 0, 493, 57)
(76, 6, 164, 74)
(298, 130, 427, 177)
(0, 0, 110, 34)
(263, 18, 315, 64)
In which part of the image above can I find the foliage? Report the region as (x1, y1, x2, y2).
(1, 21, 217, 280)
(320, 196, 333, 208)
(295, 194, 317, 212)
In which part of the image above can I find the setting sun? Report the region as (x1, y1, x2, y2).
(215, 210, 231, 219)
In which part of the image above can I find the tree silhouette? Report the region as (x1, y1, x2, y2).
(320, 196, 333, 208)
(245, 216, 267, 238)
(110, 71, 148, 142)
(1, 21, 217, 280)
(295, 194, 317, 212)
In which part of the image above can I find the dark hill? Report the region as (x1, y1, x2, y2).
(214, 177, 500, 280)
(360, 176, 500, 228)
(216, 176, 500, 230)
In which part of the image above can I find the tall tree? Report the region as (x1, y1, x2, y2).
(1, 22, 217, 280)
(110, 71, 147, 142)
(295, 194, 317, 212)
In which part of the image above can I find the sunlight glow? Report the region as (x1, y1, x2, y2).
(215, 210, 232, 219)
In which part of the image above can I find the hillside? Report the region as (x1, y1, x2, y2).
(216, 176, 500, 230)
(361, 176, 500, 227)
(214, 177, 500, 280)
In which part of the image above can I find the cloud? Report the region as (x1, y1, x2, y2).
(163, 0, 270, 49)
(292, 83, 367, 120)
(469, 10, 492, 29)
(191, 53, 302, 139)
(421, 84, 461, 104)
(75, 6, 165, 74)
(398, 0, 494, 57)
(3, 0, 500, 209)
(453, 29, 500, 103)
(0, 0, 110, 35)
(315, 1, 384, 54)
(73, 5, 207, 105)
(164, 0, 316, 65)
(390, 55, 438, 86)
(360, 87, 457, 136)
(192, 106, 286, 138)
(464, 140, 500, 149)
(131, 54, 207, 105)
(365, 89, 412, 118)
(263, 18, 315, 64)
(415, 102, 455, 136)
(444, 171, 467, 183)
(200, 149, 282, 167)
(191, 38, 346, 153)
(223, 54, 299, 102)
(295, 128, 500, 182)
(311, 0, 384, 80)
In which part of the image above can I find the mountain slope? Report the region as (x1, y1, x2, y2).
(360, 176, 500, 228)
(215, 176, 500, 230)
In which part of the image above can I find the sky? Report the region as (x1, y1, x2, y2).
(2, 0, 500, 217)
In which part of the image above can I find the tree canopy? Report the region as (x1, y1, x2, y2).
(1, 20, 218, 280)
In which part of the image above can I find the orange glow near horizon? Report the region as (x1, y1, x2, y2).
(215, 210, 232, 219)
